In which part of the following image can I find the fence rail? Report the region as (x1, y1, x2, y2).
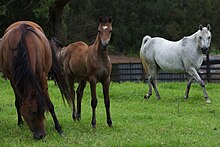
(111, 58, 220, 83)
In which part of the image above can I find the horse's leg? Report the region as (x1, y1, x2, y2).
(15, 94, 23, 126)
(89, 76, 97, 128)
(144, 76, 152, 99)
(76, 80, 86, 120)
(149, 65, 161, 99)
(45, 96, 63, 134)
(188, 68, 211, 103)
(67, 73, 76, 120)
(10, 81, 23, 126)
(40, 73, 63, 134)
(102, 77, 112, 127)
(150, 78, 161, 99)
(184, 76, 193, 99)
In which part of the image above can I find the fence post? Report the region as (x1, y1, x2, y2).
(206, 53, 210, 82)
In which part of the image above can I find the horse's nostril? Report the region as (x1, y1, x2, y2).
(201, 47, 208, 54)
(33, 132, 46, 140)
(101, 42, 108, 49)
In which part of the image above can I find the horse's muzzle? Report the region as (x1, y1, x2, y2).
(101, 42, 109, 50)
(201, 47, 208, 54)
(33, 131, 46, 140)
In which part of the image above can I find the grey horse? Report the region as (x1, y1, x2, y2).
(140, 24, 211, 103)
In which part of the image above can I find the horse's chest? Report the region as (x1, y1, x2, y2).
(90, 63, 111, 80)
(97, 65, 111, 79)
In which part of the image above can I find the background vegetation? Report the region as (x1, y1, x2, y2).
(1, 78, 220, 146)
(1, 0, 220, 55)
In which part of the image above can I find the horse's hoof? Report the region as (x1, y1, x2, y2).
(91, 120, 96, 129)
(60, 133, 65, 137)
(56, 126, 63, 135)
(205, 99, 211, 104)
(77, 115, 81, 121)
(156, 97, 161, 100)
(72, 113, 77, 121)
(17, 121, 23, 127)
(92, 124, 96, 129)
(144, 94, 150, 99)
(58, 129, 63, 135)
(107, 120, 112, 127)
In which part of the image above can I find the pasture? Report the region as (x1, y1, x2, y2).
(0, 78, 220, 146)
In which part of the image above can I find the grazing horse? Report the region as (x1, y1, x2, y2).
(50, 16, 113, 128)
(0, 21, 71, 139)
(140, 24, 211, 103)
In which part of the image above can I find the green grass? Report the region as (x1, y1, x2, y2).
(1, 78, 220, 146)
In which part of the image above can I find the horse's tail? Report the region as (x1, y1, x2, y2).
(50, 42, 72, 104)
(140, 35, 151, 75)
(12, 24, 46, 114)
(141, 35, 151, 49)
(140, 54, 149, 75)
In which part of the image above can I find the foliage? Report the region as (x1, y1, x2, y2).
(1, 78, 220, 146)
(1, 0, 220, 54)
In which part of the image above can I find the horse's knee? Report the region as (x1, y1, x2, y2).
(199, 80, 205, 87)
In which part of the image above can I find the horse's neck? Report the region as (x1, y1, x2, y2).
(186, 31, 198, 40)
(92, 35, 109, 62)
(184, 31, 200, 51)
(183, 31, 203, 61)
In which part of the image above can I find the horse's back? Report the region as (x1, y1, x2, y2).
(0, 21, 51, 77)
(63, 41, 89, 78)
(4, 21, 44, 34)
(66, 41, 88, 59)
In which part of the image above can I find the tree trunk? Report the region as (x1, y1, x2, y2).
(48, 0, 69, 40)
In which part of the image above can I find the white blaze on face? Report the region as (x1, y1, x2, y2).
(103, 26, 108, 30)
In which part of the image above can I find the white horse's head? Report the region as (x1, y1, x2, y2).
(197, 24, 211, 54)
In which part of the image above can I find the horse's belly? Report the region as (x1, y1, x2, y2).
(160, 66, 185, 73)
(157, 60, 185, 73)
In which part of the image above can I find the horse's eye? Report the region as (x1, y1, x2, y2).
(110, 30, 112, 33)
(98, 30, 101, 33)
(199, 36, 202, 40)
(208, 36, 211, 40)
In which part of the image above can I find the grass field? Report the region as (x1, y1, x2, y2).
(0, 78, 220, 146)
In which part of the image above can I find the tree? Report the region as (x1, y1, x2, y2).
(48, 0, 70, 40)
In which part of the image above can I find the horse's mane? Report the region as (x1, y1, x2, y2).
(11, 24, 46, 114)
(51, 37, 64, 48)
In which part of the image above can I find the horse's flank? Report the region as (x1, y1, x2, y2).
(61, 41, 89, 78)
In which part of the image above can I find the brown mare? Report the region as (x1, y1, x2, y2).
(50, 16, 113, 128)
(0, 21, 70, 139)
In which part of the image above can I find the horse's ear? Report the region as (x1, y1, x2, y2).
(107, 16, 113, 23)
(207, 24, 211, 31)
(99, 16, 103, 23)
(199, 24, 203, 30)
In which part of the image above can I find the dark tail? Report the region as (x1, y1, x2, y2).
(12, 24, 46, 114)
(50, 42, 71, 104)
